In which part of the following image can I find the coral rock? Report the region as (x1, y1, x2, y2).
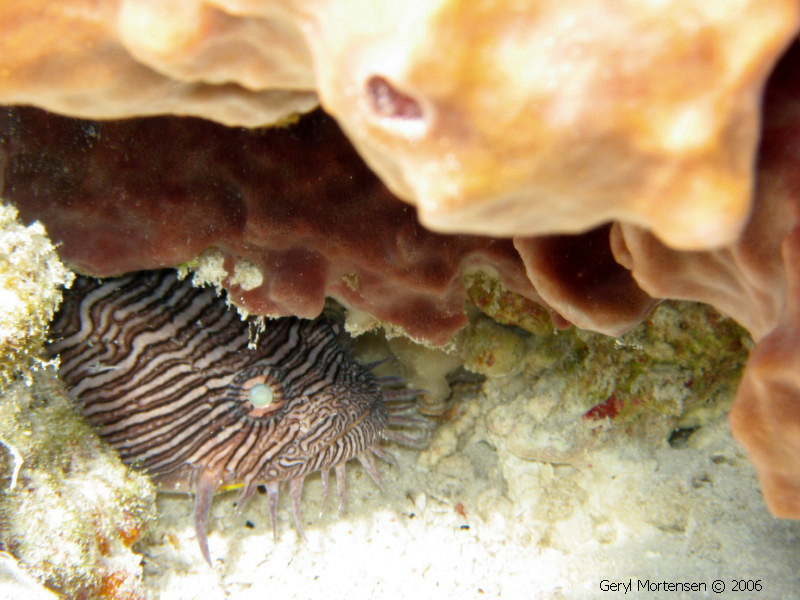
(0, 204, 73, 386)
(0, 371, 155, 600)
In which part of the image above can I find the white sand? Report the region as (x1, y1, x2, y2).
(141, 384, 800, 600)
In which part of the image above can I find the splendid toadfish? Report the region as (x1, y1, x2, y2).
(48, 269, 421, 564)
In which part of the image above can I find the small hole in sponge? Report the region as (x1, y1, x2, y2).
(366, 76, 423, 120)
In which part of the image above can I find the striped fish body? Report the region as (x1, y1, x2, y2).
(48, 270, 391, 563)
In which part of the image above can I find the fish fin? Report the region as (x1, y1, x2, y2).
(369, 443, 398, 467)
(363, 358, 389, 371)
(235, 478, 258, 514)
(357, 450, 384, 491)
(265, 481, 280, 542)
(334, 462, 347, 514)
(289, 477, 308, 542)
(193, 469, 219, 566)
(381, 428, 430, 450)
(319, 468, 330, 518)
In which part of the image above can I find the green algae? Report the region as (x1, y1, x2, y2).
(464, 270, 555, 338)
(569, 301, 750, 435)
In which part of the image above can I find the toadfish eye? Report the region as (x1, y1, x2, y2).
(234, 366, 288, 418)
(248, 383, 275, 407)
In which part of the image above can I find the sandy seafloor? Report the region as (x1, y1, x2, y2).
(138, 377, 800, 600)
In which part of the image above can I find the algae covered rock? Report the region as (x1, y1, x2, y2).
(0, 371, 155, 599)
(0, 204, 73, 386)
(452, 296, 751, 467)
(0, 202, 155, 598)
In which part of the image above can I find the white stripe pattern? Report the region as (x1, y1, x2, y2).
(48, 270, 388, 490)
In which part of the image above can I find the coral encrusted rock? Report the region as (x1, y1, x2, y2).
(0, 204, 72, 386)
(0, 201, 154, 599)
